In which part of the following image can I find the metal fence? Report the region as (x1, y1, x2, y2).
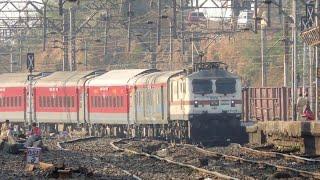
(242, 87, 311, 121)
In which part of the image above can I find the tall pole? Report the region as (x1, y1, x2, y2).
(28, 73, 32, 127)
(69, 7, 76, 71)
(303, 43, 307, 92)
(180, 0, 185, 61)
(292, 0, 297, 121)
(84, 40, 88, 70)
(127, 2, 132, 52)
(283, 14, 289, 86)
(192, 31, 194, 67)
(261, 26, 266, 86)
(157, 0, 161, 45)
(172, 0, 177, 38)
(309, 46, 314, 111)
(316, 0, 319, 121)
(19, 38, 22, 70)
(10, 48, 13, 73)
(104, 13, 108, 64)
(63, 10, 68, 71)
(42, 0, 47, 51)
(170, 20, 173, 70)
(254, 0, 258, 33)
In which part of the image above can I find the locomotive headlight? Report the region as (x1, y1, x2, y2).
(194, 100, 199, 107)
(231, 100, 235, 107)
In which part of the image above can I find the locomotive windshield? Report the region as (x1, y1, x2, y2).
(192, 79, 213, 94)
(215, 78, 236, 94)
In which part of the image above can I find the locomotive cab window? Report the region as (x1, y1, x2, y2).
(215, 78, 236, 94)
(192, 79, 213, 94)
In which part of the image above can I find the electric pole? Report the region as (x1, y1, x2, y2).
(292, 0, 297, 121)
(42, 0, 48, 51)
(316, 0, 319, 121)
(19, 38, 22, 70)
(69, 7, 76, 71)
(172, 0, 177, 38)
(10, 48, 13, 73)
(180, 0, 185, 62)
(63, 10, 69, 71)
(283, 15, 289, 86)
(170, 20, 173, 70)
(104, 12, 109, 64)
(157, 0, 161, 45)
(261, 25, 266, 86)
(84, 40, 88, 70)
(127, 2, 132, 52)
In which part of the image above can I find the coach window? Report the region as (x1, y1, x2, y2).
(51, 97, 54, 107)
(43, 96, 46, 107)
(47, 97, 51, 107)
(55, 97, 58, 107)
(59, 97, 63, 107)
(0, 98, 2, 107)
(99, 96, 103, 107)
(10, 97, 13, 107)
(66, 96, 71, 107)
(113, 96, 116, 107)
(95, 96, 99, 108)
(63, 97, 67, 107)
(14, 97, 17, 107)
(120, 96, 123, 107)
(18, 96, 21, 107)
(39, 96, 42, 107)
(108, 96, 112, 108)
(105, 96, 108, 107)
(101, 96, 106, 107)
(170, 82, 173, 102)
(71, 97, 74, 108)
(176, 82, 179, 99)
(6, 97, 9, 107)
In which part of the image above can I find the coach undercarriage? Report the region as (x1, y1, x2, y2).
(25, 115, 244, 145)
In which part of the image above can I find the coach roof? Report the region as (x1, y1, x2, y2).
(88, 69, 157, 86)
(34, 71, 97, 87)
(0, 72, 44, 87)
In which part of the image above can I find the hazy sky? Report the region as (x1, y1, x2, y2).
(190, 0, 233, 20)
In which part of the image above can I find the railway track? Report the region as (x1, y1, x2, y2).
(58, 137, 141, 180)
(116, 138, 320, 179)
(207, 144, 320, 173)
(111, 138, 235, 180)
(59, 137, 228, 179)
(192, 144, 320, 179)
(56, 137, 320, 179)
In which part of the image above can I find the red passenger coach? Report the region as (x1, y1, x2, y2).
(0, 73, 45, 123)
(86, 69, 153, 124)
(33, 71, 101, 124)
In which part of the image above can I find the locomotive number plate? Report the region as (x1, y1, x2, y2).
(220, 100, 229, 105)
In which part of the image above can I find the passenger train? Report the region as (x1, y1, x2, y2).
(0, 62, 242, 143)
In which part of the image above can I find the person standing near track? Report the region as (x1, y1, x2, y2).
(25, 123, 42, 147)
(0, 120, 11, 141)
(296, 92, 308, 121)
